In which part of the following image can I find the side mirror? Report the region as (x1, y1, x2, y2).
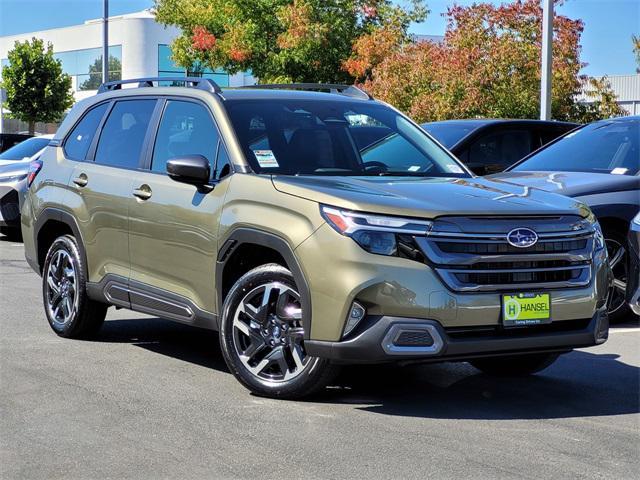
(166, 155, 210, 186)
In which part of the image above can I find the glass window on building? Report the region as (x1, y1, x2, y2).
(157, 44, 230, 87)
(54, 45, 122, 91)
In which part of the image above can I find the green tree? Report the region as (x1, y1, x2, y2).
(571, 76, 626, 123)
(633, 35, 640, 73)
(153, 0, 427, 83)
(79, 55, 122, 91)
(1, 38, 73, 134)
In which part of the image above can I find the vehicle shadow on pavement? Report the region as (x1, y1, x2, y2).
(92, 317, 638, 420)
(324, 350, 640, 420)
(93, 318, 229, 372)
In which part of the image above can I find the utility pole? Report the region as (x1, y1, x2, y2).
(540, 0, 553, 120)
(102, 0, 109, 84)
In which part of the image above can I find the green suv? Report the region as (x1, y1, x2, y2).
(21, 78, 611, 398)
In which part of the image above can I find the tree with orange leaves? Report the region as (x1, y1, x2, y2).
(353, 0, 622, 122)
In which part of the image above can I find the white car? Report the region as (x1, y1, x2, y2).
(0, 134, 54, 239)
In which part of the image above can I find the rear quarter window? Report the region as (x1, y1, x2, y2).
(64, 103, 109, 161)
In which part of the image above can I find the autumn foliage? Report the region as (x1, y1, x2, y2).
(154, 0, 426, 83)
(357, 0, 623, 122)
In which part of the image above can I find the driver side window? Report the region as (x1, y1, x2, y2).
(152, 100, 219, 174)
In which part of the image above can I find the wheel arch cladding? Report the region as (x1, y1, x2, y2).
(35, 208, 88, 277)
(216, 228, 313, 339)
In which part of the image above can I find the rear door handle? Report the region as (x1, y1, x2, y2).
(72, 174, 88, 187)
(132, 185, 152, 200)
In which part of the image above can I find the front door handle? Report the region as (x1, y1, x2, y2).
(73, 173, 88, 187)
(132, 184, 152, 200)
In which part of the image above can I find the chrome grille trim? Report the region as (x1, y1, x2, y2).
(420, 218, 596, 292)
(425, 230, 594, 241)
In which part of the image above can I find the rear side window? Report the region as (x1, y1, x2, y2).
(64, 103, 108, 160)
(151, 100, 219, 174)
(94, 99, 156, 169)
(468, 130, 532, 168)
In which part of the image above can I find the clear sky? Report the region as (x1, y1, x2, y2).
(1, 0, 638, 76)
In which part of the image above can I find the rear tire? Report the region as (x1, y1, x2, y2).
(42, 235, 107, 338)
(219, 264, 339, 399)
(470, 353, 560, 376)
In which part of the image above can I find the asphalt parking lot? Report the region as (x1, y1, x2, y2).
(1, 234, 639, 480)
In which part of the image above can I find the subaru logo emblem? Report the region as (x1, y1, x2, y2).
(507, 228, 538, 248)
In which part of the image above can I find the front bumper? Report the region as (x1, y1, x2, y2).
(297, 223, 611, 342)
(306, 307, 609, 363)
(0, 182, 24, 228)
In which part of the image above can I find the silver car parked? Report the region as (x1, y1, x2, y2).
(0, 135, 53, 239)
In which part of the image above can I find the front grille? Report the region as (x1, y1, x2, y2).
(454, 268, 582, 286)
(436, 239, 587, 255)
(416, 216, 596, 292)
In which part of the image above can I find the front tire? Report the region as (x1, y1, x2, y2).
(42, 235, 107, 338)
(219, 264, 339, 399)
(604, 229, 631, 322)
(470, 353, 560, 376)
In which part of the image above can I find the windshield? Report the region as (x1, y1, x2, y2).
(421, 123, 478, 148)
(225, 100, 469, 177)
(0, 137, 49, 161)
(512, 118, 639, 175)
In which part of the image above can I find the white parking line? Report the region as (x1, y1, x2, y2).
(609, 327, 640, 333)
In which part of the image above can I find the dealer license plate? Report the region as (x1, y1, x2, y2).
(502, 293, 551, 327)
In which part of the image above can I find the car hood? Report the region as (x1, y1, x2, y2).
(271, 175, 590, 218)
(0, 159, 30, 177)
(0, 159, 28, 167)
(488, 171, 640, 197)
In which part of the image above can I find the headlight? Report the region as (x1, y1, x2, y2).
(592, 220, 605, 251)
(320, 205, 432, 256)
(0, 173, 28, 183)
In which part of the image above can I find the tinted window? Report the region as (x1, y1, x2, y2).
(0, 136, 51, 160)
(152, 100, 219, 174)
(225, 100, 467, 177)
(94, 100, 156, 169)
(214, 141, 232, 179)
(513, 119, 639, 175)
(63, 103, 108, 161)
(469, 130, 531, 168)
(539, 127, 571, 145)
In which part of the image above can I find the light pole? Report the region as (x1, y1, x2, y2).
(540, 0, 553, 120)
(102, 0, 109, 84)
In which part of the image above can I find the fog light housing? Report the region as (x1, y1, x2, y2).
(343, 301, 366, 337)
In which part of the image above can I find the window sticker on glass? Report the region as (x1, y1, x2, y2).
(254, 149, 279, 168)
(408, 165, 421, 172)
(611, 167, 628, 175)
(446, 164, 464, 173)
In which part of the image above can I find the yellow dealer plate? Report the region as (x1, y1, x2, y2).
(502, 293, 551, 327)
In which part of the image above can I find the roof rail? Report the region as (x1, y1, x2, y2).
(97, 77, 222, 94)
(242, 83, 373, 101)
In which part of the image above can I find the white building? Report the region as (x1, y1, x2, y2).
(0, 9, 254, 104)
(605, 75, 640, 115)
